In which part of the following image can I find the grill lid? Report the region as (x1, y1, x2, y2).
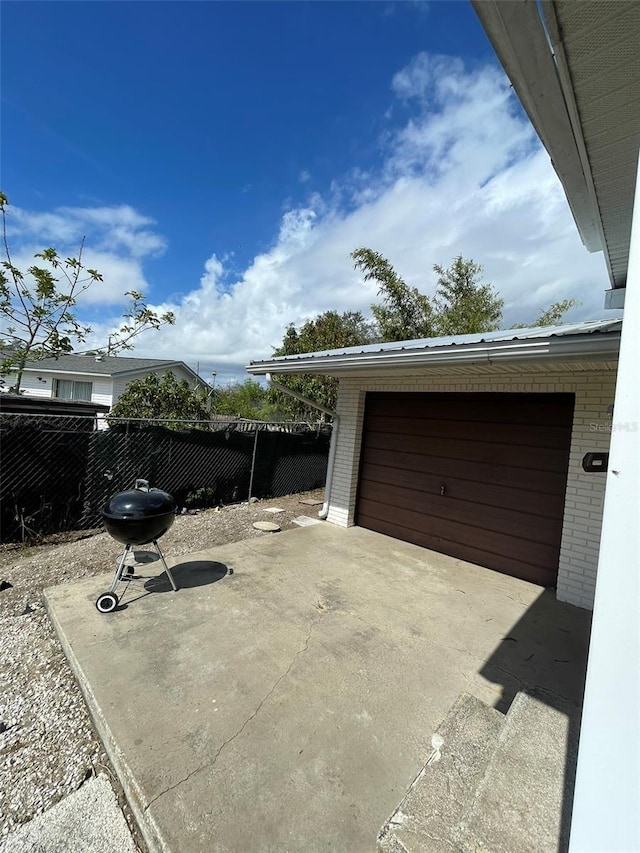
(102, 479, 176, 519)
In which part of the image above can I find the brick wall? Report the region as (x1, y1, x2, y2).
(326, 361, 618, 610)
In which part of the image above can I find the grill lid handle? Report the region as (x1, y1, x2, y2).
(134, 479, 150, 492)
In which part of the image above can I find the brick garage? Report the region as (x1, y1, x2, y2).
(248, 321, 621, 611)
(327, 362, 617, 610)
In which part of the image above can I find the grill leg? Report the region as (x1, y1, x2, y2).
(109, 544, 132, 594)
(154, 540, 177, 591)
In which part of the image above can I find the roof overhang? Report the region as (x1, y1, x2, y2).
(472, 0, 640, 290)
(21, 359, 209, 388)
(22, 366, 110, 378)
(248, 330, 620, 377)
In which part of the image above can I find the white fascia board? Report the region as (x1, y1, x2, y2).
(472, 0, 604, 255)
(22, 367, 111, 378)
(246, 334, 620, 376)
(540, 0, 614, 283)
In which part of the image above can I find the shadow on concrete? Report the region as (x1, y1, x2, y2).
(116, 560, 231, 608)
(144, 560, 233, 592)
(146, 560, 231, 593)
(479, 588, 592, 853)
(131, 549, 162, 565)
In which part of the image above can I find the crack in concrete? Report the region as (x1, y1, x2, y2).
(143, 761, 204, 813)
(143, 617, 320, 812)
(205, 618, 319, 768)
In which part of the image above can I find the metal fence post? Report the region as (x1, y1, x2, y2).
(247, 425, 260, 502)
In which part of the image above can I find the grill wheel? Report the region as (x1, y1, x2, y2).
(95, 592, 119, 613)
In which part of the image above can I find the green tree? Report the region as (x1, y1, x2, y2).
(513, 298, 580, 328)
(0, 192, 175, 393)
(351, 249, 502, 341)
(213, 379, 276, 421)
(109, 371, 210, 424)
(432, 256, 503, 335)
(352, 248, 576, 339)
(351, 248, 434, 341)
(268, 252, 580, 418)
(270, 310, 374, 418)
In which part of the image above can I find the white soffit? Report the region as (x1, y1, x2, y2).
(472, 0, 640, 290)
(544, 1, 640, 290)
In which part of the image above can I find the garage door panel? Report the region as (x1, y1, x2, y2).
(363, 431, 571, 473)
(362, 492, 558, 562)
(363, 515, 557, 587)
(356, 392, 574, 586)
(362, 447, 570, 496)
(358, 462, 567, 518)
(366, 392, 574, 428)
(358, 479, 564, 543)
(357, 497, 560, 576)
(365, 414, 572, 450)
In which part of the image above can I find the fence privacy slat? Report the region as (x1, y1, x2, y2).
(0, 415, 331, 542)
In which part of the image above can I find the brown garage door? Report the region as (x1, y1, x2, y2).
(356, 392, 575, 586)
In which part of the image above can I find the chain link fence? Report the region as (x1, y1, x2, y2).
(0, 414, 332, 543)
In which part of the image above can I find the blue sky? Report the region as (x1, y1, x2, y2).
(2, 1, 610, 382)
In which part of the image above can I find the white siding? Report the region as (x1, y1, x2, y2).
(171, 365, 200, 383)
(327, 360, 617, 611)
(13, 373, 52, 398)
(46, 373, 112, 405)
(111, 366, 201, 409)
(111, 377, 129, 408)
(4, 371, 113, 405)
(6, 364, 201, 408)
(89, 376, 113, 407)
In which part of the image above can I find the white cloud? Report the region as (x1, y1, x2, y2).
(4, 53, 614, 382)
(392, 53, 465, 102)
(9, 204, 166, 256)
(7, 245, 151, 308)
(3, 203, 166, 323)
(130, 52, 610, 380)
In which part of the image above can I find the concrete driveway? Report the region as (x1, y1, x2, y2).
(44, 523, 591, 853)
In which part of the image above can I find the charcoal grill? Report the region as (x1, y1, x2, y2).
(96, 479, 178, 613)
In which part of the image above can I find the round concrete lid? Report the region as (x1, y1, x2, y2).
(252, 521, 281, 532)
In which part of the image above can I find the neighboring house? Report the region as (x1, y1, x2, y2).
(248, 319, 620, 612)
(1, 353, 210, 414)
(252, 3, 640, 849)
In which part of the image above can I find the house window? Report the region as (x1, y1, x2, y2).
(53, 379, 93, 401)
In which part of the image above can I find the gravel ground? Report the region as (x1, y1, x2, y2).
(0, 489, 324, 846)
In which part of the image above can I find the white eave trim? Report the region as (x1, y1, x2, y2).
(22, 360, 207, 387)
(471, 0, 606, 258)
(247, 333, 620, 376)
(22, 367, 111, 379)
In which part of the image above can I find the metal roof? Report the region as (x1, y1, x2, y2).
(247, 318, 621, 375)
(472, 1, 640, 290)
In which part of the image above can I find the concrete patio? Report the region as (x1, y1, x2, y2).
(44, 523, 591, 852)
